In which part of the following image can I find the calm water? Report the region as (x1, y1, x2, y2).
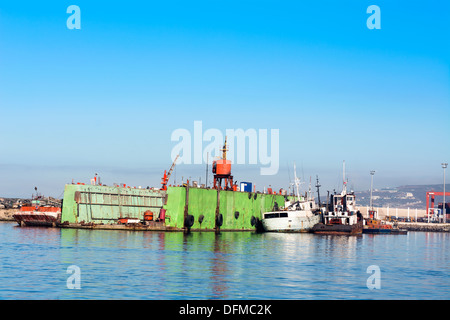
(0, 221, 449, 300)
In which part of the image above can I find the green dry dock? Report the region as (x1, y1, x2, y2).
(60, 184, 288, 231)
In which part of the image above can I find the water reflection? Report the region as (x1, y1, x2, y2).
(1, 222, 449, 300)
(210, 233, 230, 299)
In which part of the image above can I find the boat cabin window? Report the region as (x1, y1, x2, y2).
(264, 212, 288, 219)
(333, 196, 343, 206)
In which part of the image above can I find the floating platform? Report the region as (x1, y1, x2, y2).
(60, 183, 288, 232)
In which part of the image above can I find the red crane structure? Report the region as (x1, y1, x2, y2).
(212, 137, 236, 191)
(161, 154, 179, 191)
(426, 190, 450, 221)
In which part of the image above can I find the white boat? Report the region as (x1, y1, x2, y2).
(261, 199, 321, 232)
(262, 163, 321, 232)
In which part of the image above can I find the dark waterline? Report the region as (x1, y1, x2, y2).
(0, 221, 448, 300)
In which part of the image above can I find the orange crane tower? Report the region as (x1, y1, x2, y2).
(212, 137, 236, 190)
(161, 154, 179, 191)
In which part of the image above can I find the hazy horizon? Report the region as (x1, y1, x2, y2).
(0, 162, 448, 199)
(1, 1, 449, 198)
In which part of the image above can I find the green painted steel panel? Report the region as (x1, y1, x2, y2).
(163, 186, 186, 229)
(61, 184, 165, 224)
(62, 184, 291, 231)
(187, 187, 217, 229)
(163, 186, 287, 231)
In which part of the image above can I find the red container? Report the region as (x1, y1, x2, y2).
(159, 209, 166, 221)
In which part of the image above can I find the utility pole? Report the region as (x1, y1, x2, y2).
(442, 163, 448, 223)
(370, 170, 375, 210)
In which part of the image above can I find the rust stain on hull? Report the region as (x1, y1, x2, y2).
(58, 222, 180, 232)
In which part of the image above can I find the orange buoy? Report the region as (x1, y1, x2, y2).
(144, 210, 154, 221)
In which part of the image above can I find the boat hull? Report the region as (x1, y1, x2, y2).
(262, 214, 321, 233)
(363, 218, 408, 234)
(363, 228, 407, 235)
(13, 211, 60, 227)
(311, 220, 363, 235)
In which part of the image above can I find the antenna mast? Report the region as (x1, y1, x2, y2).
(293, 162, 301, 202)
(342, 160, 347, 194)
(315, 175, 321, 207)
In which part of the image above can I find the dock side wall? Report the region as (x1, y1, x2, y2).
(163, 187, 286, 231)
(61, 184, 287, 231)
(61, 184, 165, 224)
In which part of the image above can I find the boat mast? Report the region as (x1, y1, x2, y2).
(342, 160, 347, 195)
(293, 162, 301, 202)
(315, 175, 321, 207)
(308, 176, 312, 201)
(287, 162, 293, 196)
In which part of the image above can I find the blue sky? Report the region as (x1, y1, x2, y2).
(0, 1, 449, 198)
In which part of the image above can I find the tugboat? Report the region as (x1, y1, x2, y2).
(13, 188, 61, 227)
(261, 165, 321, 233)
(363, 210, 407, 234)
(311, 161, 363, 235)
(362, 171, 407, 234)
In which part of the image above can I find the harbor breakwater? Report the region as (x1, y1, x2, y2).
(397, 222, 450, 232)
(0, 209, 15, 221)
